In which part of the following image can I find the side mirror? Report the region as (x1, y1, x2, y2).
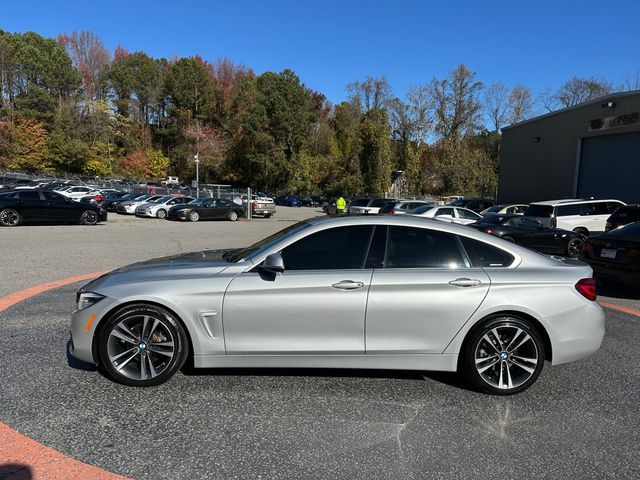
(262, 253, 285, 273)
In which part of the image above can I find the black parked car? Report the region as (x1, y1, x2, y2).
(449, 197, 495, 213)
(471, 214, 584, 257)
(275, 195, 302, 207)
(605, 205, 640, 232)
(0, 190, 107, 226)
(301, 196, 325, 207)
(167, 198, 244, 222)
(581, 222, 640, 287)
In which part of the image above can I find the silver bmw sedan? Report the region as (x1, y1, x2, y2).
(70, 216, 604, 395)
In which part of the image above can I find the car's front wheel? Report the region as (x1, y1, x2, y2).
(80, 210, 98, 225)
(97, 304, 189, 386)
(462, 315, 545, 395)
(156, 209, 167, 219)
(188, 211, 200, 222)
(228, 210, 238, 221)
(0, 208, 21, 226)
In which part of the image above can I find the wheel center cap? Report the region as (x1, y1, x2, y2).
(500, 352, 509, 361)
(138, 342, 147, 350)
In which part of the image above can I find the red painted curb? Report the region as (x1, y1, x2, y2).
(0, 270, 128, 479)
(599, 301, 640, 318)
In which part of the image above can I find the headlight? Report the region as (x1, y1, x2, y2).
(76, 292, 105, 310)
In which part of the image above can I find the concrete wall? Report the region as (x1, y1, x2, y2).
(498, 92, 640, 203)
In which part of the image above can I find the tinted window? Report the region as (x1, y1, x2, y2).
(217, 199, 232, 206)
(556, 204, 583, 216)
(364, 225, 387, 268)
(460, 236, 515, 267)
(610, 206, 640, 222)
(370, 198, 394, 208)
(506, 217, 540, 230)
(606, 201, 625, 213)
(43, 192, 65, 202)
(351, 199, 370, 207)
(385, 227, 468, 269)
(457, 208, 480, 220)
(524, 205, 553, 217)
(281, 226, 374, 270)
(466, 202, 479, 210)
(17, 191, 41, 200)
(436, 207, 455, 217)
(410, 205, 433, 214)
(589, 202, 611, 215)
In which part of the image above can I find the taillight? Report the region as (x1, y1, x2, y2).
(627, 249, 640, 257)
(389, 210, 396, 215)
(575, 278, 597, 301)
(482, 228, 494, 235)
(95, 195, 103, 202)
(583, 241, 593, 253)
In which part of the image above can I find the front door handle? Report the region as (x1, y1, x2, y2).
(331, 280, 364, 290)
(449, 278, 481, 287)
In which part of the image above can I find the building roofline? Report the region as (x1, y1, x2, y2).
(501, 90, 640, 131)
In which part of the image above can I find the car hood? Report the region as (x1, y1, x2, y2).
(80, 249, 233, 292)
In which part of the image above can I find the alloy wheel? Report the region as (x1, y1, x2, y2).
(567, 237, 583, 257)
(156, 209, 167, 219)
(81, 210, 98, 225)
(228, 211, 238, 221)
(0, 208, 20, 226)
(189, 211, 199, 222)
(474, 324, 540, 390)
(107, 313, 175, 381)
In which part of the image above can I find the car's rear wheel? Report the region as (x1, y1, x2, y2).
(0, 208, 21, 226)
(462, 315, 545, 395)
(188, 211, 200, 222)
(566, 237, 584, 258)
(156, 209, 167, 219)
(97, 304, 188, 387)
(228, 210, 238, 221)
(80, 210, 98, 225)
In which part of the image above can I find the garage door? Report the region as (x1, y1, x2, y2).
(578, 132, 640, 203)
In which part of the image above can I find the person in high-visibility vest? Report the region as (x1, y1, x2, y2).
(336, 196, 346, 214)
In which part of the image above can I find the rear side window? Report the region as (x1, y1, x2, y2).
(556, 204, 583, 216)
(281, 225, 374, 270)
(460, 237, 515, 268)
(524, 205, 553, 217)
(386, 226, 468, 269)
(436, 207, 455, 217)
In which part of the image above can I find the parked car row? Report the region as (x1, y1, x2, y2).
(113, 194, 246, 222)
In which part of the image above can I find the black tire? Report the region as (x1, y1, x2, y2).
(264, 213, 271, 218)
(461, 315, 545, 395)
(0, 208, 21, 227)
(156, 209, 167, 219)
(228, 210, 238, 221)
(80, 210, 99, 225)
(502, 235, 516, 243)
(97, 303, 189, 387)
(188, 211, 200, 222)
(566, 237, 584, 258)
(573, 227, 589, 237)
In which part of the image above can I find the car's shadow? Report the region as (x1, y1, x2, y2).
(181, 365, 474, 392)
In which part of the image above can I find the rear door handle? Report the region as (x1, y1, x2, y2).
(449, 278, 481, 287)
(332, 280, 364, 290)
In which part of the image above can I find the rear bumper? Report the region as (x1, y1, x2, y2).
(583, 258, 640, 286)
(545, 301, 605, 366)
(98, 211, 108, 222)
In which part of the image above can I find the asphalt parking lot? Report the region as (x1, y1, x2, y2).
(1, 207, 640, 479)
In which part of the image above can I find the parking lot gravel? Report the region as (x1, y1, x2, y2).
(0, 284, 639, 479)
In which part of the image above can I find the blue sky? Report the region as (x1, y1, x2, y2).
(3, 0, 639, 103)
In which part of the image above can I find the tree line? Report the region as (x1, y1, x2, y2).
(0, 29, 634, 196)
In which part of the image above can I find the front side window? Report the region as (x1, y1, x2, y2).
(385, 226, 468, 269)
(18, 191, 41, 200)
(435, 207, 455, 217)
(281, 225, 374, 270)
(43, 191, 65, 202)
(457, 208, 481, 220)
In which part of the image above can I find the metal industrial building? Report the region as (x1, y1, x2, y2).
(499, 91, 640, 204)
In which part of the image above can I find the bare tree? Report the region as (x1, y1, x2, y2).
(430, 64, 483, 139)
(556, 76, 612, 108)
(536, 87, 558, 113)
(347, 76, 392, 112)
(483, 82, 509, 132)
(57, 30, 111, 100)
(621, 72, 640, 91)
(508, 85, 534, 124)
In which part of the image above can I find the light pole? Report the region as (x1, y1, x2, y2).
(194, 153, 200, 198)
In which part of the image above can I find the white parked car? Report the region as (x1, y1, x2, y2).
(135, 195, 195, 219)
(115, 194, 165, 214)
(55, 186, 95, 198)
(408, 205, 483, 225)
(349, 198, 398, 215)
(524, 199, 626, 235)
(481, 204, 528, 215)
(378, 200, 434, 215)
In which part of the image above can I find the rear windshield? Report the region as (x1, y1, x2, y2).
(351, 199, 370, 207)
(524, 205, 553, 217)
(607, 222, 640, 237)
(609, 206, 640, 222)
(370, 198, 394, 207)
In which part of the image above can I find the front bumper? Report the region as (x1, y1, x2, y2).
(135, 208, 154, 217)
(69, 295, 119, 364)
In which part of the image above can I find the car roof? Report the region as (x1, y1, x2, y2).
(530, 198, 621, 206)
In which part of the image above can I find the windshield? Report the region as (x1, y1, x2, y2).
(224, 221, 312, 263)
(151, 196, 173, 204)
(450, 199, 467, 206)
